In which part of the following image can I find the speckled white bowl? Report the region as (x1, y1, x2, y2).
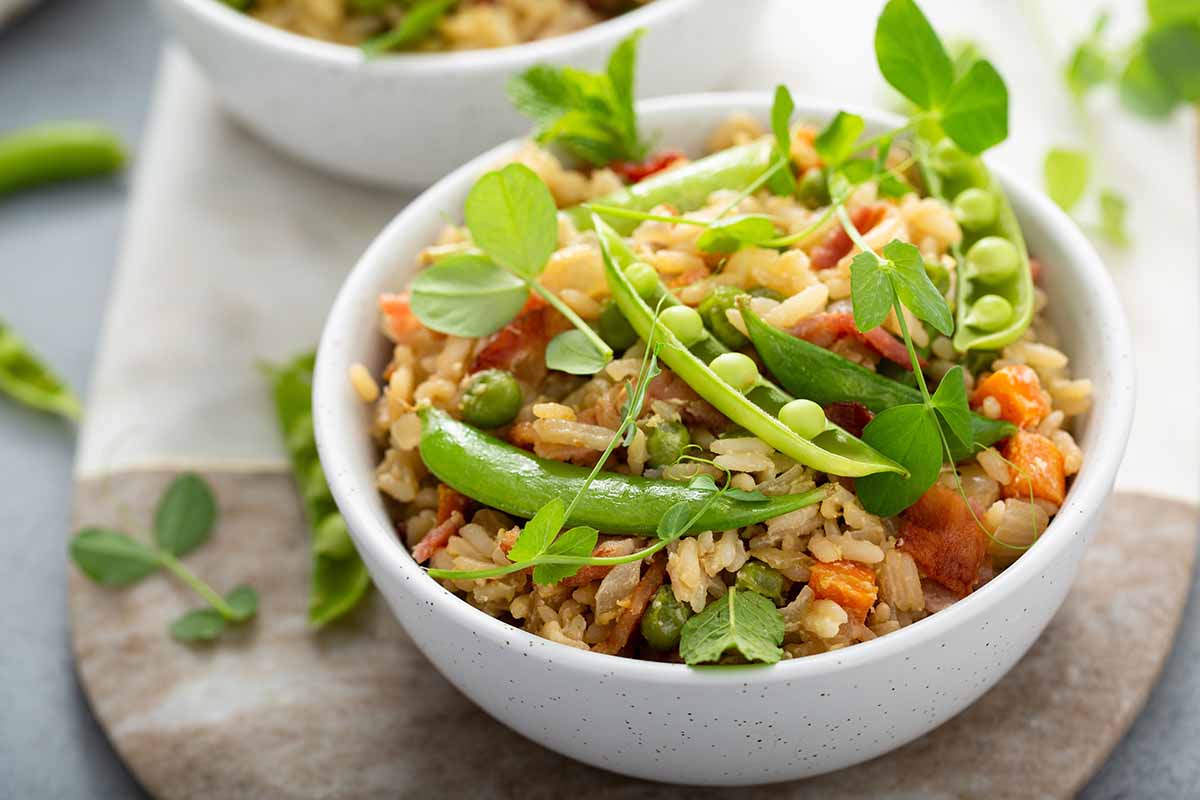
(150, 0, 760, 188)
(314, 94, 1134, 785)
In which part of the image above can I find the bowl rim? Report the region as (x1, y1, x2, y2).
(315, 91, 1135, 684)
(167, 0, 702, 72)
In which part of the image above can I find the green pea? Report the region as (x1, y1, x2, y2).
(953, 187, 998, 231)
(735, 560, 786, 604)
(624, 261, 660, 299)
(697, 285, 749, 349)
(709, 352, 758, 393)
(646, 421, 691, 468)
(749, 287, 785, 302)
(778, 398, 826, 439)
(931, 138, 972, 177)
(963, 294, 1014, 331)
(459, 369, 522, 428)
(640, 585, 692, 650)
(659, 305, 705, 346)
(965, 236, 1020, 283)
(598, 300, 638, 351)
(796, 167, 831, 209)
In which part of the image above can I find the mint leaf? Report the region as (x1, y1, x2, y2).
(170, 608, 227, 642)
(849, 251, 892, 332)
(465, 164, 558, 278)
(154, 473, 217, 557)
(814, 111, 866, 168)
(508, 498, 565, 562)
(69, 529, 162, 586)
(545, 329, 610, 375)
(874, 0, 954, 110)
(532, 525, 598, 585)
(360, 0, 457, 57)
(1043, 148, 1091, 212)
(931, 365, 972, 451)
(678, 587, 784, 665)
(855, 404, 943, 516)
(1098, 187, 1130, 247)
(882, 240, 953, 336)
(941, 59, 1009, 155)
(409, 254, 530, 337)
(695, 214, 778, 254)
(767, 85, 797, 196)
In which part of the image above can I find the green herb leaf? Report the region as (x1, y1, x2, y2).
(941, 59, 1009, 155)
(69, 528, 162, 586)
(532, 525, 599, 585)
(169, 608, 227, 642)
(656, 499, 698, 540)
(1119, 43, 1180, 117)
(1144, 21, 1200, 102)
(1098, 187, 1130, 247)
(725, 488, 769, 503)
(877, 172, 914, 199)
(465, 163, 559, 278)
(1065, 13, 1113, 97)
(0, 319, 82, 421)
(153, 473, 217, 558)
(930, 365, 972, 451)
(814, 111, 866, 168)
(1148, 0, 1200, 25)
(678, 587, 784, 666)
(1043, 147, 1091, 212)
(767, 85, 797, 196)
(605, 29, 642, 154)
(409, 254, 530, 337)
(695, 214, 779, 254)
(874, 0, 954, 110)
(224, 585, 259, 622)
(882, 240, 953, 336)
(508, 497, 565, 562)
(855, 404, 943, 516)
(848, 251, 892, 332)
(545, 329, 610, 375)
(688, 474, 719, 493)
(360, 0, 457, 57)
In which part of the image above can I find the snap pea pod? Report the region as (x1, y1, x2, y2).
(0, 123, 125, 197)
(921, 136, 1034, 352)
(596, 218, 904, 478)
(418, 407, 828, 534)
(0, 319, 81, 420)
(740, 305, 1015, 458)
(265, 352, 371, 627)
(564, 140, 777, 235)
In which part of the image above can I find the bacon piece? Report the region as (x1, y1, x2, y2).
(971, 364, 1050, 429)
(609, 148, 687, 183)
(507, 420, 598, 465)
(412, 510, 465, 565)
(808, 560, 878, 623)
(809, 204, 889, 270)
(379, 292, 423, 342)
(591, 555, 666, 656)
(824, 401, 874, 438)
(898, 485, 988, 597)
(471, 302, 568, 382)
(644, 370, 727, 429)
(560, 538, 641, 588)
(789, 312, 921, 368)
(436, 484, 470, 524)
(1000, 431, 1066, 506)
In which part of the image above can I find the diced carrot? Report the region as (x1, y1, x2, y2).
(379, 292, 422, 341)
(971, 364, 1050, 429)
(899, 484, 988, 597)
(808, 560, 878, 623)
(592, 556, 666, 656)
(1000, 430, 1066, 506)
(413, 510, 465, 565)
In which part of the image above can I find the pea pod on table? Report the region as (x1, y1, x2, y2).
(418, 407, 828, 534)
(0, 122, 125, 197)
(739, 304, 1015, 458)
(595, 217, 905, 479)
(563, 140, 777, 235)
(0, 319, 81, 421)
(923, 137, 1034, 352)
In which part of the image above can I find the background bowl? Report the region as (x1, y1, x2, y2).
(314, 94, 1134, 785)
(151, 0, 760, 188)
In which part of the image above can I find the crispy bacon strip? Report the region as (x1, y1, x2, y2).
(644, 370, 727, 429)
(898, 485, 988, 597)
(591, 556, 666, 656)
(824, 401, 874, 438)
(809, 560, 879, 623)
(609, 149, 686, 183)
(412, 510, 465, 565)
(809, 204, 888, 270)
(436, 484, 470, 525)
(789, 312, 920, 368)
(560, 539, 641, 588)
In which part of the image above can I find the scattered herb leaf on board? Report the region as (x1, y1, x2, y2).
(0, 319, 82, 421)
(68, 473, 259, 643)
(1043, 148, 1091, 213)
(678, 587, 785, 666)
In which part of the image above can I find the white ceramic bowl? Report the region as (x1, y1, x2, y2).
(151, 0, 761, 188)
(314, 94, 1134, 785)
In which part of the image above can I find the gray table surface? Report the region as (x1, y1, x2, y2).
(0, 1, 1196, 797)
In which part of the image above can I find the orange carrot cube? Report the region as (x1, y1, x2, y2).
(1001, 431, 1066, 506)
(971, 364, 1051, 429)
(808, 560, 878, 623)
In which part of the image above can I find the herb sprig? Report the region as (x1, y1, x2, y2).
(361, 0, 458, 58)
(69, 474, 259, 643)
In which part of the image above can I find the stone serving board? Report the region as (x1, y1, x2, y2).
(70, 470, 1197, 799)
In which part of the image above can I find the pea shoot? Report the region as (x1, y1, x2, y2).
(0, 319, 82, 421)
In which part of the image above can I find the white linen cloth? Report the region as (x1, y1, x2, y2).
(77, 1, 1199, 501)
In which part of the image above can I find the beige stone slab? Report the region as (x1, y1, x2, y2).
(70, 471, 1198, 799)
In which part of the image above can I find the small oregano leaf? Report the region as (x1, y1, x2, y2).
(170, 608, 227, 642)
(874, 0, 954, 110)
(409, 254, 530, 337)
(767, 85, 797, 196)
(545, 329, 611, 375)
(695, 214, 779, 254)
(941, 59, 1009, 155)
(856, 404, 943, 517)
(154, 473, 217, 558)
(224, 585, 259, 622)
(508, 497, 565, 562)
(656, 500, 697, 540)
(678, 587, 784, 666)
(849, 251, 892, 332)
(931, 365, 972, 451)
(814, 111, 866, 168)
(69, 528, 162, 586)
(883, 240, 953, 336)
(532, 525, 599, 585)
(464, 163, 559, 278)
(1043, 148, 1091, 212)
(724, 488, 770, 503)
